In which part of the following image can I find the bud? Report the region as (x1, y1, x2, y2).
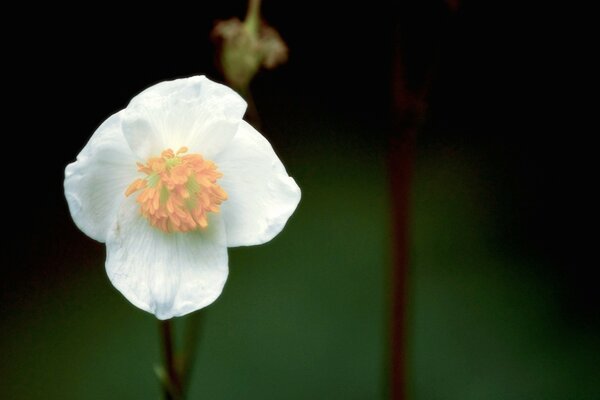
(212, 0, 288, 92)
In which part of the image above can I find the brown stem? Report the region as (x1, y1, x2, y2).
(160, 320, 182, 399)
(388, 24, 428, 400)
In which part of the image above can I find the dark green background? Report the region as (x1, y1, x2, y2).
(2, 2, 597, 399)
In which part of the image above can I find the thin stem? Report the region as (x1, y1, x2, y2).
(160, 320, 182, 399)
(244, 0, 262, 34)
(181, 311, 205, 392)
(387, 3, 459, 397)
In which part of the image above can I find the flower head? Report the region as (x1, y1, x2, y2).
(65, 76, 300, 319)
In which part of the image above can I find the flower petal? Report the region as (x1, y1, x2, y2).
(121, 76, 247, 160)
(216, 121, 301, 247)
(64, 111, 139, 242)
(105, 197, 229, 319)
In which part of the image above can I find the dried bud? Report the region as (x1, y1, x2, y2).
(212, 4, 288, 92)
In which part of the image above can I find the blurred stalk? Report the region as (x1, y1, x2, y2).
(160, 320, 182, 399)
(387, 2, 458, 399)
(388, 60, 420, 400)
(387, 21, 429, 400)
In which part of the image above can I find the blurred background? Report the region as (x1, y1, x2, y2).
(2, 1, 597, 399)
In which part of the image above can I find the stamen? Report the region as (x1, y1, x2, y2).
(126, 147, 227, 233)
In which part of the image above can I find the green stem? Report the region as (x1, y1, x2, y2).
(160, 320, 182, 399)
(244, 0, 262, 35)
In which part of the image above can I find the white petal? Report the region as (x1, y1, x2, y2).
(105, 197, 229, 319)
(64, 111, 139, 242)
(215, 121, 301, 247)
(121, 76, 247, 160)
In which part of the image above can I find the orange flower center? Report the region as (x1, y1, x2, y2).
(125, 147, 227, 233)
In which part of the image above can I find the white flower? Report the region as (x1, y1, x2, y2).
(64, 76, 300, 319)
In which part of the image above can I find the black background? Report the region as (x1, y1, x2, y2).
(10, 0, 592, 322)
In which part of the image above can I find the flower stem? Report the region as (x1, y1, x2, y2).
(181, 311, 205, 392)
(387, 3, 459, 398)
(244, 0, 261, 35)
(160, 320, 182, 399)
